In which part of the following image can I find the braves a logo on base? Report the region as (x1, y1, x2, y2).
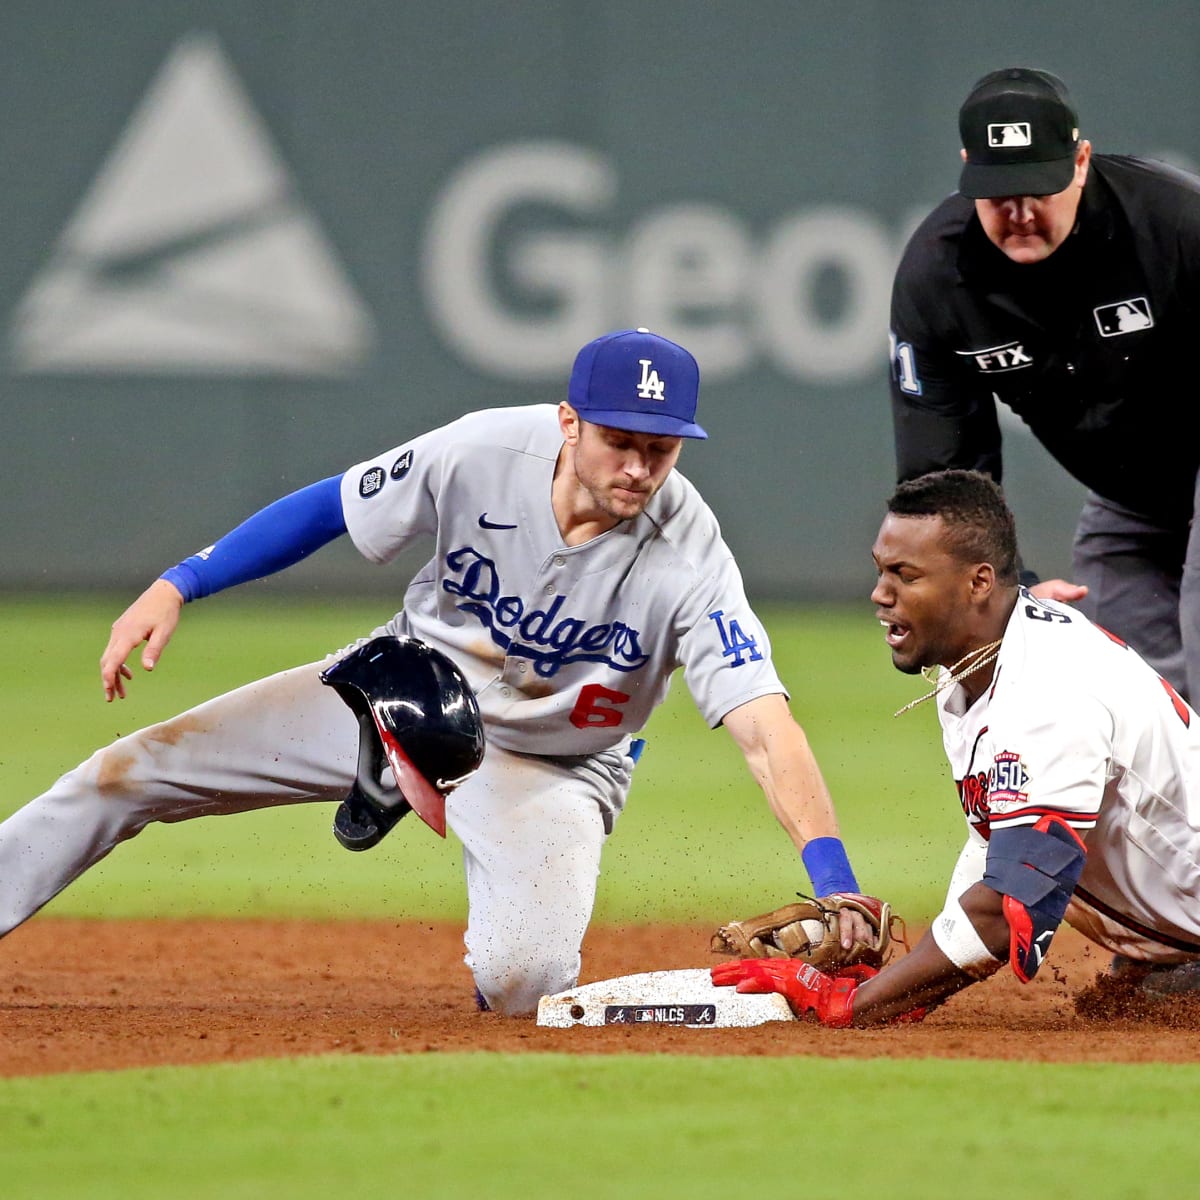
(605, 1005, 717, 1025)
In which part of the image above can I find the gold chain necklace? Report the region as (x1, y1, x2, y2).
(893, 638, 1004, 718)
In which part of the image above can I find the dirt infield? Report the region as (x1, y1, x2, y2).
(2, 918, 1198, 1077)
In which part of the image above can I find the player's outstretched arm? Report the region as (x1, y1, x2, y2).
(714, 884, 1008, 1026)
(848, 881, 1009, 1022)
(848, 932, 976, 1023)
(712, 936, 968, 1027)
(100, 578, 185, 701)
(97, 475, 349, 702)
(722, 693, 841, 849)
(722, 693, 878, 950)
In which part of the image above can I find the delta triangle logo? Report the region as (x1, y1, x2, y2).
(8, 32, 375, 375)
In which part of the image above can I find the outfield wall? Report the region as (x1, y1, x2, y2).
(4, 2, 1197, 598)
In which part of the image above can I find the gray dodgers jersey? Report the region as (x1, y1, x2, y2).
(340, 405, 786, 756)
(937, 589, 1200, 958)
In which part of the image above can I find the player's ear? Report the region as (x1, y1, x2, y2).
(960, 147, 968, 163)
(967, 561, 996, 603)
(559, 402, 582, 445)
(1073, 139, 1092, 187)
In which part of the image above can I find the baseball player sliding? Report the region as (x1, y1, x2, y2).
(0, 328, 882, 1017)
(712, 471, 1200, 1025)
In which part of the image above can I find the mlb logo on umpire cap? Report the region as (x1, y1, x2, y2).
(987, 122, 1032, 148)
(568, 328, 707, 439)
(958, 67, 1080, 198)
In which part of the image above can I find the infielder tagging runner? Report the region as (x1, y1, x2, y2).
(0, 328, 880, 1017)
(713, 470, 1200, 1025)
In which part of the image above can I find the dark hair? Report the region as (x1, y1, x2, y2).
(887, 470, 1019, 585)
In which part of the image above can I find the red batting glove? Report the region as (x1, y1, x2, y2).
(710, 959, 874, 1028)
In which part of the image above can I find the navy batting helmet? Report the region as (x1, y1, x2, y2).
(321, 636, 485, 849)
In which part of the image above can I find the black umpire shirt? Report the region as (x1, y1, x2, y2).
(889, 154, 1200, 524)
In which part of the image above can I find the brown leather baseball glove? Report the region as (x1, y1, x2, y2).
(710, 893, 896, 971)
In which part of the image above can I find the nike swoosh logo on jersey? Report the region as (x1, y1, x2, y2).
(478, 514, 518, 530)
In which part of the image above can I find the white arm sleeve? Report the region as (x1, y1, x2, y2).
(931, 891, 1003, 980)
(931, 835, 1002, 980)
(943, 835, 988, 908)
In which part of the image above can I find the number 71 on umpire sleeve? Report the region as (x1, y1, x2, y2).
(889, 331, 923, 396)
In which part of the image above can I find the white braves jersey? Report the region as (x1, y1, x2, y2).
(340, 405, 785, 757)
(937, 588, 1200, 961)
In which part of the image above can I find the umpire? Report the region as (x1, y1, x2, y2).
(889, 66, 1200, 701)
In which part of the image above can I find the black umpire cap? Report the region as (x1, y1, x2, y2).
(958, 67, 1080, 199)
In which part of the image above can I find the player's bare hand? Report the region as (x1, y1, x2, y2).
(838, 906, 877, 951)
(100, 579, 185, 701)
(1030, 578, 1088, 603)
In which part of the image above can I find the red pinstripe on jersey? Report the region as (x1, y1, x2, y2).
(988, 804, 1099, 831)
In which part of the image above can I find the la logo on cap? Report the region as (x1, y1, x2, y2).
(637, 357, 666, 401)
(566, 325, 707, 439)
(988, 122, 1032, 147)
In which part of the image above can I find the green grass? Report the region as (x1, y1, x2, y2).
(3, 1054, 1200, 1200)
(4, 596, 1172, 1200)
(0, 595, 959, 922)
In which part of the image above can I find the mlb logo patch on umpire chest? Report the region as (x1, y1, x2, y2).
(1094, 297, 1153, 337)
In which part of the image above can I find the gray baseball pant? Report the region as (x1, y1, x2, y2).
(0, 659, 633, 1016)
(1071, 474, 1200, 704)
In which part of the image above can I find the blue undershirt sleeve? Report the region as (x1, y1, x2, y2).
(160, 475, 347, 602)
(801, 837, 859, 897)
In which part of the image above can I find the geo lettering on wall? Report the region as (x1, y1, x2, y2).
(421, 142, 918, 385)
(8, 32, 933, 389)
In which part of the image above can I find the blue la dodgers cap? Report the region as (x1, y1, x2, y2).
(568, 328, 707, 440)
